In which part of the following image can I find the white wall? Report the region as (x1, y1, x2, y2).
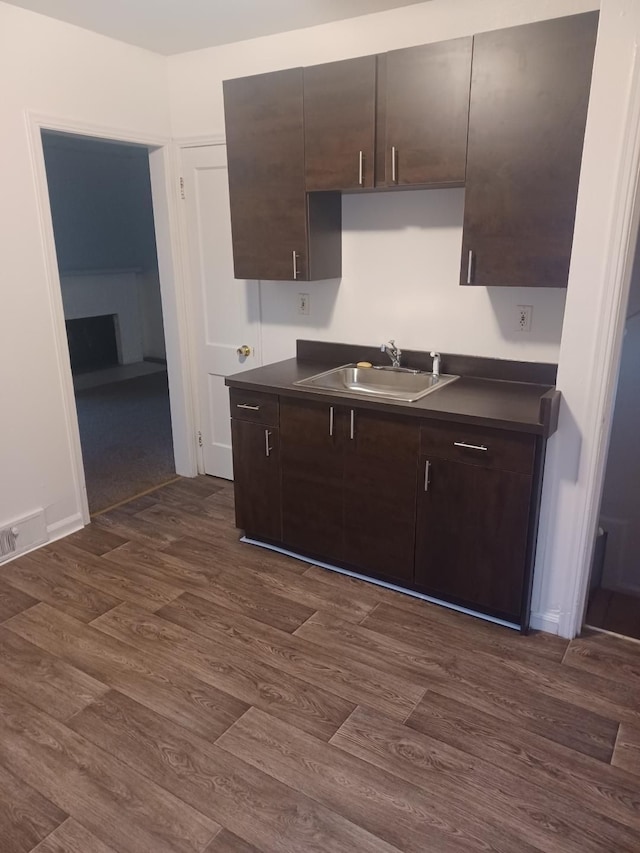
(138, 268, 167, 360)
(261, 189, 567, 364)
(0, 2, 170, 538)
(41, 134, 159, 273)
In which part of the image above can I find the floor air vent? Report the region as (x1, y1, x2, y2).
(0, 510, 47, 564)
(0, 527, 19, 558)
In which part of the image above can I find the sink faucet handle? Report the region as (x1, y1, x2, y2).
(430, 351, 441, 378)
(381, 340, 402, 367)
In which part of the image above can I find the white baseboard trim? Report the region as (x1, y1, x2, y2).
(46, 512, 85, 543)
(530, 608, 561, 635)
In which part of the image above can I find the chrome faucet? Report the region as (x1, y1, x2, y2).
(381, 340, 402, 368)
(430, 351, 441, 379)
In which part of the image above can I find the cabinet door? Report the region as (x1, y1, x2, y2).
(343, 409, 419, 583)
(377, 38, 472, 188)
(280, 398, 345, 563)
(461, 12, 598, 287)
(231, 419, 281, 542)
(415, 456, 532, 622)
(223, 68, 341, 281)
(304, 56, 377, 191)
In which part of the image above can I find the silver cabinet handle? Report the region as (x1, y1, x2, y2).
(424, 460, 431, 492)
(237, 404, 260, 411)
(467, 250, 474, 284)
(391, 146, 398, 183)
(358, 150, 364, 187)
(264, 429, 273, 457)
(350, 409, 355, 440)
(292, 250, 299, 280)
(329, 406, 334, 437)
(454, 441, 488, 452)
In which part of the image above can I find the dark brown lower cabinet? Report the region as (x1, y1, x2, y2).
(342, 408, 418, 583)
(230, 388, 546, 629)
(231, 419, 281, 542)
(414, 456, 532, 622)
(280, 398, 419, 584)
(280, 398, 345, 564)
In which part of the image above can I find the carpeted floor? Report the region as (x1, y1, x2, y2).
(75, 370, 175, 514)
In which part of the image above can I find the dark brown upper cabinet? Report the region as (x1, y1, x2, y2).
(223, 68, 341, 281)
(376, 38, 472, 188)
(304, 56, 377, 191)
(461, 12, 598, 287)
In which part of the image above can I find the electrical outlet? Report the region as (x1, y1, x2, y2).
(516, 305, 533, 333)
(298, 293, 310, 316)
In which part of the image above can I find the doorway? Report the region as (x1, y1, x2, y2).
(585, 228, 640, 641)
(41, 131, 176, 513)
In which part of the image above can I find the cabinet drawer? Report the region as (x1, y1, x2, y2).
(229, 389, 279, 426)
(420, 420, 535, 474)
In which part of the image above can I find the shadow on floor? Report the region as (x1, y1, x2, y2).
(586, 587, 640, 641)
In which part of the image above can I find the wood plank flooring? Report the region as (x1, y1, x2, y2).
(1, 476, 640, 852)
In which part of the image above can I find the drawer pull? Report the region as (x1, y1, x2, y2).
(391, 146, 398, 183)
(424, 460, 431, 492)
(358, 150, 364, 187)
(264, 429, 273, 457)
(350, 409, 355, 440)
(466, 250, 474, 284)
(237, 404, 260, 411)
(292, 250, 299, 280)
(329, 406, 334, 437)
(454, 441, 488, 452)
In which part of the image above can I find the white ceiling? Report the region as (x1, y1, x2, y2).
(3, 0, 430, 55)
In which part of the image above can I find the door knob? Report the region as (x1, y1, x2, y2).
(237, 345, 251, 357)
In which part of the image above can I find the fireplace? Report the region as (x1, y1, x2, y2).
(65, 313, 119, 374)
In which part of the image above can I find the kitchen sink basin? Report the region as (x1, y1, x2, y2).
(294, 364, 459, 402)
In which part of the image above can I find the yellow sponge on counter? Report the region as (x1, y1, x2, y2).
(356, 361, 373, 368)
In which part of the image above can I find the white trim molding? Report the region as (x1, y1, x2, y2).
(46, 512, 85, 542)
(538, 1, 640, 639)
(174, 133, 226, 148)
(564, 38, 640, 638)
(530, 609, 561, 636)
(25, 112, 91, 525)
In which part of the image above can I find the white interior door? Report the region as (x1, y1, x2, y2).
(181, 144, 261, 479)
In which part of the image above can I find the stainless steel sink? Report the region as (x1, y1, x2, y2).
(294, 364, 459, 402)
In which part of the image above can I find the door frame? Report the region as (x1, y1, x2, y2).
(174, 134, 232, 475)
(26, 111, 198, 525)
(557, 32, 640, 638)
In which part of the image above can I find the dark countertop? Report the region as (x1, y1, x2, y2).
(225, 355, 560, 438)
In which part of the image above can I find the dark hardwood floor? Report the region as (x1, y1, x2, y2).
(0, 476, 640, 852)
